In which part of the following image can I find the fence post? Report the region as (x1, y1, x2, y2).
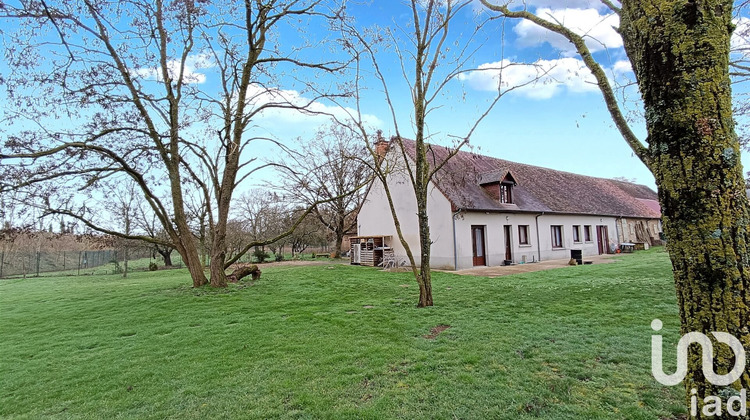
(78, 251, 82, 276)
(36, 252, 40, 277)
(0, 251, 4, 278)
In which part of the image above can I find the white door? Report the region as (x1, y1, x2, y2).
(353, 244, 361, 264)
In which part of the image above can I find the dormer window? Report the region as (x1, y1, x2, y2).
(478, 169, 517, 204)
(500, 183, 512, 204)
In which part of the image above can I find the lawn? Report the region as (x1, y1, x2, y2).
(0, 248, 686, 419)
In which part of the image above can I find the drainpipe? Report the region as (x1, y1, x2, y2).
(535, 212, 545, 262)
(452, 208, 461, 270)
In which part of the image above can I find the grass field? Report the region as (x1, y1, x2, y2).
(0, 248, 686, 419)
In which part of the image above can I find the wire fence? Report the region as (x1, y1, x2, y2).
(0, 244, 339, 279)
(0, 248, 182, 279)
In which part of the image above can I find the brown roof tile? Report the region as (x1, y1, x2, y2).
(398, 138, 661, 218)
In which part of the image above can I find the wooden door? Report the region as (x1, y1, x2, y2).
(503, 225, 512, 262)
(472, 226, 486, 266)
(596, 226, 610, 255)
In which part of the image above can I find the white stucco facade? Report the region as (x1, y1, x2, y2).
(451, 212, 619, 269)
(356, 147, 658, 270)
(357, 162, 456, 270)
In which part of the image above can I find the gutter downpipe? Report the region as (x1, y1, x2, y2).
(535, 212, 545, 262)
(452, 208, 462, 270)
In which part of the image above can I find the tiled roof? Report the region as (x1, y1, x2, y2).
(398, 138, 661, 218)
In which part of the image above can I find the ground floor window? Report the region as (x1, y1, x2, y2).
(551, 225, 563, 248)
(518, 225, 529, 245)
(572, 225, 581, 243)
(584, 225, 592, 242)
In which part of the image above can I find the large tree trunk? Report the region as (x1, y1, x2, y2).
(209, 150, 236, 288)
(621, 1, 750, 415)
(157, 247, 173, 267)
(334, 217, 345, 259)
(227, 264, 261, 282)
(209, 250, 228, 287)
(177, 242, 208, 288)
(174, 225, 208, 287)
(209, 190, 233, 288)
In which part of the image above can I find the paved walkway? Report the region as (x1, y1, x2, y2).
(449, 254, 618, 278)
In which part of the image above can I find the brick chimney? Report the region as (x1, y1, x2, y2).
(374, 130, 390, 160)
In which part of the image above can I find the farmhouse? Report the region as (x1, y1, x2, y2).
(353, 138, 662, 270)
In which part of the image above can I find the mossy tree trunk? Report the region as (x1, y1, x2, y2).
(621, 1, 750, 413)
(482, 0, 750, 416)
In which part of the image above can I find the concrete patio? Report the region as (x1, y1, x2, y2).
(449, 254, 618, 278)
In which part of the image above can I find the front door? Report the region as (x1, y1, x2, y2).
(503, 225, 512, 262)
(596, 226, 610, 255)
(353, 243, 361, 264)
(472, 225, 486, 266)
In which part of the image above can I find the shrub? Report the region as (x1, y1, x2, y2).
(275, 253, 284, 262)
(148, 262, 158, 271)
(253, 248, 270, 263)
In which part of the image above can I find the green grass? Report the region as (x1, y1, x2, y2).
(0, 248, 685, 419)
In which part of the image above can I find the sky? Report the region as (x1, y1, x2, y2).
(4, 0, 750, 199)
(237, 0, 750, 191)
(346, 0, 750, 191)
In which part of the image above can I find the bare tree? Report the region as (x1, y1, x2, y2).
(280, 124, 371, 257)
(134, 201, 175, 267)
(0, 0, 346, 287)
(730, 1, 750, 151)
(102, 180, 139, 278)
(338, 0, 517, 307)
(483, 0, 750, 415)
(236, 190, 279, 244)
(286, 207, 327, 256)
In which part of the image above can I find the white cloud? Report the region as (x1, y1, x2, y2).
(458, 57, 633, 99)
(514, 8, 621, 56)
(612, 59, 632, 75)
(132, 52, 214, 84)
(243, 84, 382, 128)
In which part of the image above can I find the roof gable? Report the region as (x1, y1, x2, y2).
(477, 169, 516, 186)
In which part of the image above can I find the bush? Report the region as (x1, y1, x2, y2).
(148, 262, 158, 271)
(253, 248, 270, 263)
(275, 253, 284, 262)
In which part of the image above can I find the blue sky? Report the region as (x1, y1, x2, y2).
(287, 0, 750, 191)
(3, 0, 750, 195)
